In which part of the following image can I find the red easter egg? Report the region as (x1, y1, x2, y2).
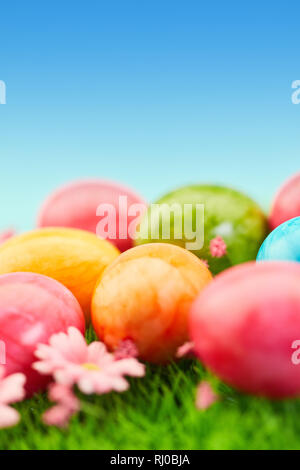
(190, 261, 300, 398)
(270, 173, 300, 230)
(0, 272, 85, 395)
(37, 179, 147, 252)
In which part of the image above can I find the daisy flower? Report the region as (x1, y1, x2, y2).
(33, 327, 145, 395)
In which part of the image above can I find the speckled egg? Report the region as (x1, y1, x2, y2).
(257, 217, 300, 263)
(0, 272, 85, 395)
(0, 228, 120, 321)
(92, 243, 212, 362)
(135, 184, 268, 275)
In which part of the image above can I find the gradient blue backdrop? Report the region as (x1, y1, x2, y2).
(0, 1, 299, 231)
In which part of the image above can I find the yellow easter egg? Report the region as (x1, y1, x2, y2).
(0, 228, 120, 321)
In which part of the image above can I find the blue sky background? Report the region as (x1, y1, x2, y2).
(0, 1, 299, 231)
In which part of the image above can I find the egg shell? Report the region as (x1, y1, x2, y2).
(0, 228, 120, 321)
(37, 179, 147, 252)
(135, 184, 268, 275)
(190, 261, 300, 398)
(0, 272, 85, 395)
(92, 243, 212, 363)
(257, 217, 300, 263)
(270, 173, 300, 230)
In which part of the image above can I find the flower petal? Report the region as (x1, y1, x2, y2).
(32, 360, 55, 375)
(48, 383, 79, 410)
(195, 381, 219, 410)
(49, 327, 88, 363)
(176, 341, 195, 358)
(43, 404, 76, 428)
(0, 404, 20, 428)
(108, 358, 145, 378)
(77, 376, 95, 394)
(0, 373, 26, 404)
(87, 342, 108, 365)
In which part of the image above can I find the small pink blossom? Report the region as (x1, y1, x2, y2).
(114, 339, 139, 360)
(210, 236, 227, 258)
(43, 404, 75, 428)
(33, 327, 145, 395)
(200, 259, 209, 269)
(0, 228, 15, 245)
(0, 366, 26, 428)
(176, 341, 195, 358)
(43, 383, 80, 428)
(195, 381, 219, 410)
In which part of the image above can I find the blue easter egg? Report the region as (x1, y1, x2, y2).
(257, 217, 300, 262)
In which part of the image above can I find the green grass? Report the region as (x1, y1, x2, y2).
(1, 356, 300, 450)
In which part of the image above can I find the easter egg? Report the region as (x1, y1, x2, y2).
(257, 217, 300, 263)
(0, 272, 85, 395)
(92, 243, 212, 363)
(270, 173, 300, 230)
(37, 179, 147, 252)
(92, 243, 213, 363)
(190, 261, 300, 398)
(0, 228, 120, 321)
(135, 184, 268, 275)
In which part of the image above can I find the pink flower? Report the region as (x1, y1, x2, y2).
(210, 236, 227, 258)
(0, 228, 15, 245)
(114, 339, 139, 360)
(176, 341, 195, 358)
(200, 259, 209, 269)
(0, 366, 26, 428)
(43, 383, 80, 428)
(33, 327, 145, 395)
(195, 381, 219, 410)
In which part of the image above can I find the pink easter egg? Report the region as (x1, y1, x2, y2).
(0, 228, 15, 245)
(190, 261, 300, 398)
(270, 173, 300, 230)
(37, 179, 147, 252)
(0, 272, 85, 395)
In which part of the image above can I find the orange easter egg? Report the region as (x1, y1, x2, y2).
(0, 228, 120, 321)
(91, 243, 212, 362)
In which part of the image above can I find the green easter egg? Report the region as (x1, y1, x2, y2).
(134, 185, 268, 275)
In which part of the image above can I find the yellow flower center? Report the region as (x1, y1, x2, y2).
(81, 363, 100, 371)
